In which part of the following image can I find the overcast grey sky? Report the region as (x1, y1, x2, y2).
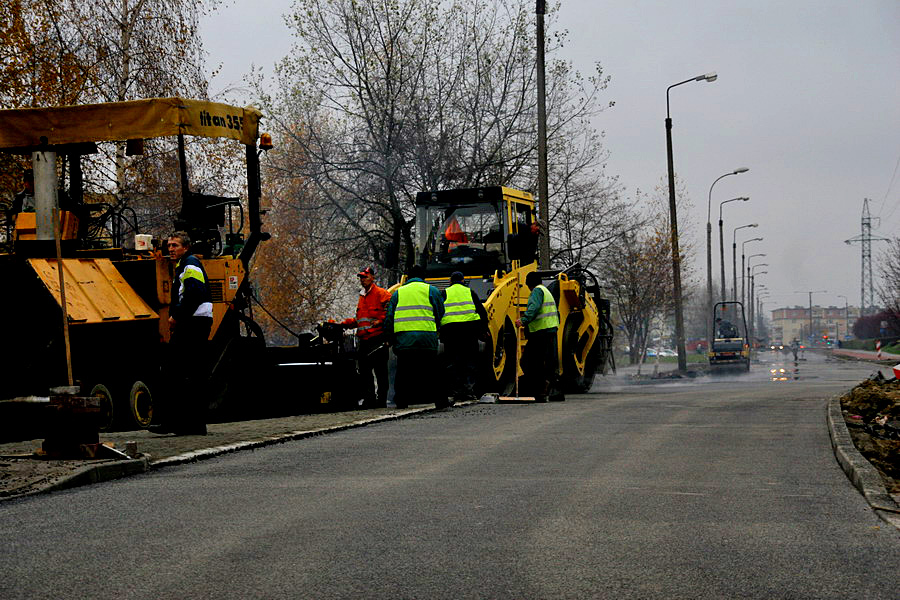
(201, 0, 900, 313)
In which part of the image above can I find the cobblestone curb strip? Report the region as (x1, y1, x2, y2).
(151, 405, 439, 468)
(826, 396, 900, 530)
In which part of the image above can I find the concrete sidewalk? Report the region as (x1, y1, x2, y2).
(0, 402, 451, 500)
(832, 347, 900, 363)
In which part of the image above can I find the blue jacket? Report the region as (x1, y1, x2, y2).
(171, 253, 213, 323)
(384, 278, 445, 351)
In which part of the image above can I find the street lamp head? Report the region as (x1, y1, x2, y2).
(733, 167, 749, 174)
(748, 223, 758, 228)
(697, 72, 718, 82)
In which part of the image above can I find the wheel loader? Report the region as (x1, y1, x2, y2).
(409, 186, 614, 396)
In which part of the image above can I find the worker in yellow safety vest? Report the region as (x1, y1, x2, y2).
(515, 271, 561, 402)
(384, 264, 447, 409)
(440, 271, 489, 401)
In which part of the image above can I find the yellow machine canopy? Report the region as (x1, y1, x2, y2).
(0, 97, 261, 148)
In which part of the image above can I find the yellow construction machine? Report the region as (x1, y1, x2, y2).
(0, 97, 272, 434)
(413, 186, 614, 397)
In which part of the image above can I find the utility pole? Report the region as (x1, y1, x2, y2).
(535, 0, 551, 269)
(845, 199, 888, 316)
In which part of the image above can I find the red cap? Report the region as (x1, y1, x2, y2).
(357, 267, 375, 277)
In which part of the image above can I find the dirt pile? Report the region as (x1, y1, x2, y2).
(840, 376, 900, 493)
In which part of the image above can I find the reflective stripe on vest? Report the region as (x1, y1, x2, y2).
(527, 285, 560, 333)
(441, 284, 479, 325)
(177, 262, 213, 318)
(357, 317, 377, 332)
(394, 281, 436, 332)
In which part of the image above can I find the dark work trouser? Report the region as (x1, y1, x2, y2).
(392, 346, 441, 408)
(441, 324, 479, 398)
(358, 335, 389, 406)
(522, 328, 558, 398)
(167, 316, 213, 428)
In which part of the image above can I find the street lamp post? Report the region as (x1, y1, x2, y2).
(794, 289, 827, 344)
(733, 223, 758, 302)
(758, 296, 772, 340)
(749, 268, 768, 342)
(741, 248, 765, 310)
(742, 242, 764, 309)
(720, 196, 749, 304)
(755, 286, 769, 339)
(838, 294, 849, 341)
(707, 169, 748, 343)
(666, 71, 717, 372)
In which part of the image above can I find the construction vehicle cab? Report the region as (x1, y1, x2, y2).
(413, 186, 614, 396)
(708, 301, 751, 373)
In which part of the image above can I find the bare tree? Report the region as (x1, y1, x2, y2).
(0, 0, 232, 243)
(262, 0, 618, 277)
(252, 135, 357, 342)
(877, 236, 900, 334)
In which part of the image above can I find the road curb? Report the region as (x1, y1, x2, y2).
(826, 395, 900, 529)
(150, 405, 442, 468)
(1, 456, 151, 502)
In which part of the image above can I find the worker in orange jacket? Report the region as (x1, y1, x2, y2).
(342, 267, 392, 408)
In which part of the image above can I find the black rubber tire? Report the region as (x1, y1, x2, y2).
(90, 383, 116, 432)
(561, 315, 599, 393)
(489, 320, 518, 396)
(128, 381, 154, 429)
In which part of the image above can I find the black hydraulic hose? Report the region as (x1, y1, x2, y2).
(249, 287, 304, 340)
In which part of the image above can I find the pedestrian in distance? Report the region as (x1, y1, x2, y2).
(440, 271, 489, 401)
(341, 266, 392, 408)
(152, 231, 213, 435)
(384, 264, 448, 409)
(515, 271, 560, 402)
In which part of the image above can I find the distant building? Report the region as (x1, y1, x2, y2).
(770, 305, 860, 344)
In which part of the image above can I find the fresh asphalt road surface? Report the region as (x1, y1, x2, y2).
(1, 352, 898, 599)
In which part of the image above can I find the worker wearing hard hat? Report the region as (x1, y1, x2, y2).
(342, 266, 392, 408)
(384, 264, 447, 409)
(440, 271, 488, 401)
(515, 271, 560, 402)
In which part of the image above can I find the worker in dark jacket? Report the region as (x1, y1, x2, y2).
(440, 271, 488, 401)
(515, 271, 560, 402)
(384, 264, 447, 409)
(155, 231, 213, 435)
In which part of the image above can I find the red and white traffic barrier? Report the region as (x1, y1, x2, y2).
(875, 340, 882, 359)
(893, 363, 900, 379)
